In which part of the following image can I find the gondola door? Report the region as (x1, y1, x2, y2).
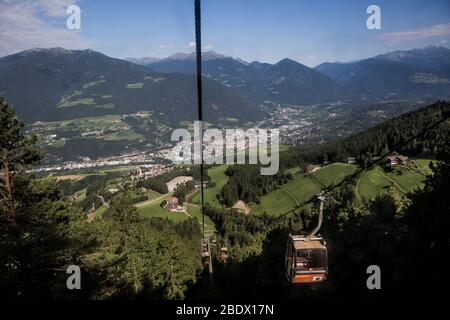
(285, 238, 294, 282)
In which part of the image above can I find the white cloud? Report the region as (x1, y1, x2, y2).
(0, 0, 92, 57)
(157, 44, 174, 51)
(306, 55, 316, 60)
(440, 39, 448, 44)
(377, 23, 450, 43)
(205, 44, 213, 50)
(37, 0, 77, 17)
(186, 41, 196, 49)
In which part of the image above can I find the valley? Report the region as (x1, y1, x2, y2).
(27, 96, 436, 166)
(0, 46, 447, 165)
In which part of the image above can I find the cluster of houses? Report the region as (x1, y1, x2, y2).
(130, 164, 170, 181)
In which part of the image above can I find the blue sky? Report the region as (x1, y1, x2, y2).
(1, 0, 449, 66)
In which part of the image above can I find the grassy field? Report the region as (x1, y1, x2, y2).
(357, 167, 393, 199)
(145, 189, 163, 200)
(249, 173, 322, 215)
(310, 163, 358, 187)
(28, 115, 143, 149)
(248, 163, 356, 216)
(357, 164, 427, 200)
(413, 158, 436, 175)
(383, 166, 425, 193)
(198, 160, 432, 216)
(250, 187, 297, 216)
(283, 174, 322, 205)
(185, 205, 216, 230)
(137, 201, 189, 222)
(191, 164, 230, 207)
(128, 189, 163, 204)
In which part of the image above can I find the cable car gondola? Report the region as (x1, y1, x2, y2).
(285, 195, 328, 284)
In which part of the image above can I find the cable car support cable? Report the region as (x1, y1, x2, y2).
(194, 0, 214, 283)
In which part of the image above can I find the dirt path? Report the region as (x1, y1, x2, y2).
(183, 202, 215, 238)
(408, 161, 428, 177)
(134, 192, 173, 208)
(375, 167, 408, 194)
(308, 173, 327, 189)
(355, 173, 363, 200)
(185, 202, 200, 208)
(281, 186, 300, 206)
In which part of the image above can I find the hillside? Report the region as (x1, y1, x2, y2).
(185, 160, 429, 216)
(375, 46, 450, 76)
(292, 100, 450, 165)
(0, 48, 263, 124)
(132, 46, 450, 103)
(139, 51, 347, 105)
(315, 46, 450, 97)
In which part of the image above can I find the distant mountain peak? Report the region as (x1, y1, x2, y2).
(127, 50, 250, 67)
(163, 50, 229, 61)
(276, 58, 298, 65)
(202, 50, 229, 60)
(235, 57, 250, 65)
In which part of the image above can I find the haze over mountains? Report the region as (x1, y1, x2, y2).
(0, 46, 449, 127)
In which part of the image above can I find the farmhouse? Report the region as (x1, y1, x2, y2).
(165, 197, 180, 211)
(387, 152, 408, 166)
(347, 156, 356, 164)
(166, 176, 193, 192)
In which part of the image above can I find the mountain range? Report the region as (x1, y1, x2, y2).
(0, 48, 262, 124)
(1, 46, 450, 126)
(315, 46, 450, 97)
(129, 50, 347, 105)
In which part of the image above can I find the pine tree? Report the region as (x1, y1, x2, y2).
(0, 98, 41, 225)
